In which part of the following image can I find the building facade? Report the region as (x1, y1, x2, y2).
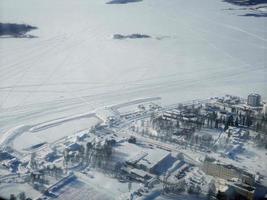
(263, 103, 267, 117)
(202, 159, 254, 185)
(202, 161, 240, 180)
(247, 94, 261, 107)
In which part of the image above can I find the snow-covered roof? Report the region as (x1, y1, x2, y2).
(137, 148, 171, 170)
(130, 168, 150, 178)
(66, 142, 81, 151)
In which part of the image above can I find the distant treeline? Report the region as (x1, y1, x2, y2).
(106, 0, 142, 4)
(223, 0, 267, 6)
(0, 23, 37, 37)
(113, 33, 151, 40)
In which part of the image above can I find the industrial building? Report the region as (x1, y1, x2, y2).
(126, 149, 174, 175)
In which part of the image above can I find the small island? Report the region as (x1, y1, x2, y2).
(0, 23, 37, 38)
(106, 0, 142, 4)
(113, 33, 151, 40)
(223, 0, 267, 6)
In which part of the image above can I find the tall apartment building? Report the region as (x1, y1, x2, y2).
(247, 94, 261, 107)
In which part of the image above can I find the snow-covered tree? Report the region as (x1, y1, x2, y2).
(207, 179, 216, 199)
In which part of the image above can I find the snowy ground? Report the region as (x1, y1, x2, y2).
(75, 171, 140, 200)
(12, 117, 100, 152)
(0, 0, 266, 134)
(0, 183, 42, 199)
(0, 166, 10, 176)
(0, 0, 267, 199)
(54, 178, 112, 200)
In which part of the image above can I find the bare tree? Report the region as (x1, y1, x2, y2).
(30, 152, 38, 170)
(128, 181, 132, 192)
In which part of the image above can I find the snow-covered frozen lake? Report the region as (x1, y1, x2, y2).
(0, 0, 266, 130)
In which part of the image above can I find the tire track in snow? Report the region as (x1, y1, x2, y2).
(0, 36, 68, 108)
(13, 25, 99, 108)
(0, 35, 67, 80)
(0, 34, 66, 70)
